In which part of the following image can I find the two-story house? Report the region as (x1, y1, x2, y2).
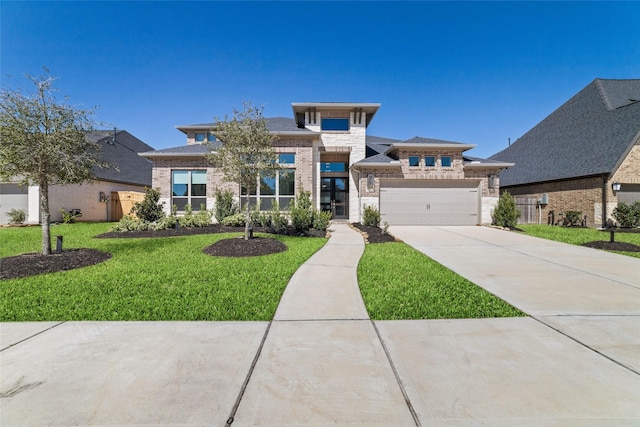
(140, 102, 513, 225)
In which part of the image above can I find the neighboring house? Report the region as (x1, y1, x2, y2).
(140, 102, 513, 226)
(490, 79, 640, 227)
(0, 130, 154, 224)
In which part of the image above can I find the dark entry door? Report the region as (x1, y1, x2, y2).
(320, 177, 349, 219)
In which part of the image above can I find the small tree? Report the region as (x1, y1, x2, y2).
(0, 70, 109, 254)
(205, 103, 279, 240)
(213, 187, 238, 223)
(492, 191, 521, 228)
(131, 187, 165, 222)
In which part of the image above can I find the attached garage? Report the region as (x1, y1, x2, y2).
(0, 183, 29, 225)
(617, 184, 640, 204)
(380, 180, 480, 225)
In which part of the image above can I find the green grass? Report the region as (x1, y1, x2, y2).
(358, 242, 525, 320)
(0, 223, 327, 321)
(519, 224, 640, 258)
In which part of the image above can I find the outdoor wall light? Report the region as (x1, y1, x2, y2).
(612, 182, 621, 194)
(367, 173, 375, 191)
(488, 174, 497, 189)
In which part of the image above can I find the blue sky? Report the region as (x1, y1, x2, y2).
(2, 1, 638, 158)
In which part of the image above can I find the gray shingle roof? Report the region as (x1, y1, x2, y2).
(491, 79, 640, 187)
(141, 143, 216, 157)
(89, 130, 153, 186)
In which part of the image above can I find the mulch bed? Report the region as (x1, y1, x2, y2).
(95, 224, 326, 239)
(350, 223, 397, 244)
(0, 249, 112, 280)
(203, 236, 287, 257)
(582, 241, 640, 252)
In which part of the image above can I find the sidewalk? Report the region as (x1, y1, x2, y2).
(1, 224, 639, 426)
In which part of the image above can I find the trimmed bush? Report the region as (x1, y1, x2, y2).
(492, 191, 520, 228)
(612, 201, 640, 228)
(363, 205, 381, 227)
(6, 208, 26, 224)
(290, 189, 314, 231)
(214, 188, 238, 222)
(179, 204, 213, 227)
(131, 187, 165, 222)
(221, 213, 247, 227)
(312, 210, 332, 231)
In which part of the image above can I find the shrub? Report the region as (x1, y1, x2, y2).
(492, 191, 520, 228)
(290, 189, 314, 231)
(111, 216, 149, 232)
(312, 210, 332, 231)
(221, 213, 247, 227)
(152, 215, 177, 230)
(563, 210, 583, 226)
(178, 204, 213, 228)
(363, 205, 381, 227)
(60, 209, 79, 224)
(612, 201, 640, 228)
(270, 201, 289, 232)
(214, 188, 238, 222)
(6, 208, 26, 224)
(131, 187, 165, 222)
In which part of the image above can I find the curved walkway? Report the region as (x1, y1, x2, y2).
(1, 224, 639, 426)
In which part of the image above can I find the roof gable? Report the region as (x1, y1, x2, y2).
(91, 130, 153, 186)
(491, 79, 640, 187)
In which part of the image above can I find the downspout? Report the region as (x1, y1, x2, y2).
(602, 174, 608, 228)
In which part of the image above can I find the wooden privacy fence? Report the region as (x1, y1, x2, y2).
(111, 191, 145, 221)
(515, 196, 538, 224)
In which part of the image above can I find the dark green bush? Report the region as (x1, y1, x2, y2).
(214, 188, 238, 222)
(492, 191, 521, 228)
(312, 210, 332, 231)
(290, 189, 314, 231)
(221, 213, 247, 227)
(179, 204, 213, 227)
(564, 210, 583, 226)
(612, 201, 640, 228)
(363, 205, 381, 227)
(131, 187, 165, 222)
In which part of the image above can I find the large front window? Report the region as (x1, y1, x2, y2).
(242, 168, 296, 210)
(172, 170, 207, 211)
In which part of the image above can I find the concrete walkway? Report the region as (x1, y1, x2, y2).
(2, 224, 640, 425)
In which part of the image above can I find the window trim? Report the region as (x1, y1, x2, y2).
(172, 170, 207, 211)
(425, 156, 436, 167)
(441, 156, 453, 167)
(408, 156, 420, 167)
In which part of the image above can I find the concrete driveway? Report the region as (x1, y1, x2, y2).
(389, 225, 640, 374)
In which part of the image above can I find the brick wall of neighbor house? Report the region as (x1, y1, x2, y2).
(48, 181, 146, 222)
(503, 176, 604, 227)
(610, 142, 640, 186)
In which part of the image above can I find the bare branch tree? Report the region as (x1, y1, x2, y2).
(0, 70, 109, 254)
(205, 102, 279, 240)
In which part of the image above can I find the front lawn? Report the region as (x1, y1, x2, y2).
(358, 242, 525, 320)
(519, 224, 640, 258)
(0, 223, 326, 321)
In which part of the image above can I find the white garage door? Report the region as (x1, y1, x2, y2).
(380, 180, 480, 226)
(0, 183, 29, 225)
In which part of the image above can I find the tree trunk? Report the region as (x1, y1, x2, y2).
(40, 177, 51, 255)
(244, 192, 251, 240)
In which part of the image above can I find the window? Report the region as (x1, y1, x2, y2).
(321, 118, 349, 131)
(195, 133, 205, 143)
(321, 162, 347, 172)
(207, 133, 216, 142)
(278, 153, 295, 164)
(195, 132, 216, 143)
(425, 156, 436, 167)
(172, 170, 207, 211)
(441, 156, 452, 167)
(409, 156, 420, 167)
(242, 169, 296, 210)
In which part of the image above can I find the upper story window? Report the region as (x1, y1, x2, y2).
(441, 156, 452, 167)
(321, 118, 349, 131)
(409, 156, 420, 167)
(278, 153, 295, 164)
(321, 162, 347, 173)
(425, 156, 436, 167)
(195, 132, 216, 143)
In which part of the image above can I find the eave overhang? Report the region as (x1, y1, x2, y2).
(385, 143, 476, 155)
(463, 161, 515, 169)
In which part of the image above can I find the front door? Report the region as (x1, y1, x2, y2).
(320, 177, 349, 219)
